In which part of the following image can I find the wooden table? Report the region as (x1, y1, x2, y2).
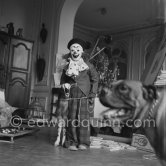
(0, 127, 39, 143)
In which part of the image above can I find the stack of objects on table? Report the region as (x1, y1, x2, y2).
(0, 127, 39, 143)
(154, 70, 166, 86)
(90, 136, 136, 151)
(0, 89, 39, 142)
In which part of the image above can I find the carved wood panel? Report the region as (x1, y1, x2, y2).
(6, 38, 33, 108)
(0, 34, 34, 108)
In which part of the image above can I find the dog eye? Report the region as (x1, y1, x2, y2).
(118, 84, 128, 92)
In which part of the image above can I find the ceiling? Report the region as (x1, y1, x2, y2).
(75, 0, 164, 33)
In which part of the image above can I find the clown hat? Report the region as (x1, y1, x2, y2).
(67, 38, 87, 50)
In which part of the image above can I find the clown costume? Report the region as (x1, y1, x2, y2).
(60, 38, 99, 151)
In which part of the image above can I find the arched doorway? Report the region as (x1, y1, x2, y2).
(54, 0, 83, 85)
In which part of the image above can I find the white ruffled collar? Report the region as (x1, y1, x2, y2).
(66, 58, 89, 77)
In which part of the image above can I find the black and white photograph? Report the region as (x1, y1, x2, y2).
(0, 0, 165, 166)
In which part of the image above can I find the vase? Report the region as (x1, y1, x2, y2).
(6, 22, 14, 35)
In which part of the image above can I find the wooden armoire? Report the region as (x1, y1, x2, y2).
(0, 31, 33, 108)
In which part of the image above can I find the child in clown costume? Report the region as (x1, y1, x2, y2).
(61, 38, 99, 151)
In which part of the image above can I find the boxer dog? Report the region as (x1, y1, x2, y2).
(99, 80, 166, 165)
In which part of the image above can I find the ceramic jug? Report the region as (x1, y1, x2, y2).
(6, 22, 14, 35)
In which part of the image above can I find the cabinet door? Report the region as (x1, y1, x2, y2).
(0, 34, 9, 89)
(6, 38, 33, 108)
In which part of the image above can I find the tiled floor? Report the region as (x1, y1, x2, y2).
(0, 127, 162, 166)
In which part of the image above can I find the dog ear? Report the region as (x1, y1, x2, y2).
(142, 85, 158, 101)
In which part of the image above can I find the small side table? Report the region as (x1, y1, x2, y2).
(0, 127, 39, 143)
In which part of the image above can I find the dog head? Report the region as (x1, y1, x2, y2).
(99, 80, 158, 123)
